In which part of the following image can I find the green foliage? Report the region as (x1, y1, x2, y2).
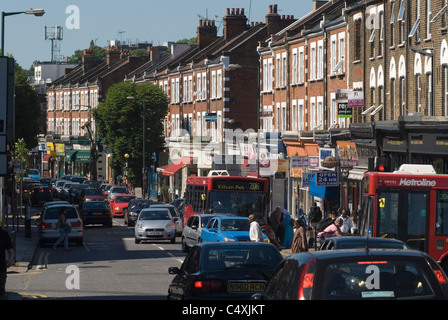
(68, 40, 107, 65)
(94, 81, 168, 185)
(14, 60, 40, 148)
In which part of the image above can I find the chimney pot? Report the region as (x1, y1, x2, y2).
(269, 5, 272, 14)
(274, 4, 278, 13)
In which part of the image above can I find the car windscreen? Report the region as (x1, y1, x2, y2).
(43, 207, 78, 219)
(111, 188, 127, 194)
(204, 246, 282, 271)
(115, 196, 135, 203)
(139, 210, 171, 220)
(321, 259, 436, 300)
(220, 218, 250, 231)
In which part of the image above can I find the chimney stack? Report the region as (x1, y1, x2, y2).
(106, 45, 121, 65)
(82, 49, 95, 73)
(197, 19, 217, 49)
(223, 8, 248, 40)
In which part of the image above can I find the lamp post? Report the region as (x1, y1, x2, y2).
(1, 9, 45, 56)
(127, 96, 146, 198)
(228, 64, 261, 177)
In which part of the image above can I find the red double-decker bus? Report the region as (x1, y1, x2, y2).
(359, 165, 448, 272)
(183, 174, 269, 225)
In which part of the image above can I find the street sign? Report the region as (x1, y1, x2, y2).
(316, 171, 339, 186)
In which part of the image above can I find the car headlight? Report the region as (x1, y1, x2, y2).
(222, 237, 236, 242)
(136, 223, 144, 229)
(114, 207, 121, 211)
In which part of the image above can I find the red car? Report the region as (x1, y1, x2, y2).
(110, 194, 136, 217)
(79, 188, 107, 207)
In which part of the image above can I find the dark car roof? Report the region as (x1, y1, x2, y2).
(289, 248, 431, 262)
(323, 236, 409, 245)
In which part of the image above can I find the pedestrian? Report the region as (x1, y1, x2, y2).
(248, 214, 263, 242)
(317, 217, 344, 241)
(291, 219, 308, 253)
(53, 209, 72, 251)
(0, 222, 15, 300)
(350, 210, 359, 235)
(307, 201, 322, 227)
(281, 209, 294, 247)
(265, 219, 282, 250)
(338, 209, 354, 234)
(269, 206, 282, 242)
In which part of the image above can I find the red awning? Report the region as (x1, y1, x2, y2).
(156, 165, 170, 173)
(42, 154, 52, 162)
(162, 157, 193, 176)
(284, 140, 307, 157)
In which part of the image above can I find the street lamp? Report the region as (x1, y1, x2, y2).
(127, 96, 146, 198)
(1, 9, 45, 56)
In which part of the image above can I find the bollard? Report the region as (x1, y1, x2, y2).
(10, 230, 16, 264)
(25, 205, 31, 238)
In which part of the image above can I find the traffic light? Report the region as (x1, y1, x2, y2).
(368, 157, 391, 172)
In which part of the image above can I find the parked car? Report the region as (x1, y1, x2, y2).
(171, 198, 185, 215)
(252, 249, 448, 300)
(107, 186, 128, 202)
(124, 199, 154, 226)
(79, 201, 113, 227)
(29, 185, 53, 206)
(201, 216, 267, 243)
(181, 214, 216, 252)
(38, 204, 83, 247)
(168, 242, 283, 300)
(134, 208, 176, 244)
(149, 203, 183, 235)
(110, 194, 136, 217)
(318, 237, 410, 251)
(79, 188, 107, 207)
(28, 168, 40, 179)
(53, 180, 66, 197)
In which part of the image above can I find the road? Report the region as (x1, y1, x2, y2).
(6, 218, 186, 300)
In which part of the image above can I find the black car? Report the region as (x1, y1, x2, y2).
(318, 236, 410, 250)
(29, 186, 53, 206)
(168, 242, 283, 300)
(252, 249, 448, 300)
(124, 199, 154, 226)
(68, 184, 89, 204)
(79, 201, 113, 227)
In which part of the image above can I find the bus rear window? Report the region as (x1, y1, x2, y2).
(436, 190, 448, 236)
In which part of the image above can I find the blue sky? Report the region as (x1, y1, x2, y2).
(2, 0, 312, 69)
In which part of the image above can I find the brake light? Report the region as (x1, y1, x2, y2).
(70, 220, 83, 228)
(298, 259, 316, 300)
(40, 222, 52, 229)
(434, 270, 448, 285)
(358, 261, 388, 265)
(193, 280, 222, 293)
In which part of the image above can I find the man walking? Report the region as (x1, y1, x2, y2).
(248, 214, 263, 242)
(0, 222, 15, 300)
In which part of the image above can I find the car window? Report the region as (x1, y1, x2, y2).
(115, 196, 135, 202)
(183, 247, 200, 274)
(191, 216, 198, 228)
(264, 261, 286, 298)
(206, 218, 216, 229)
(201, 216, 213, 228)
(83, 202, 108, 210)
(321, 259, 436, 300)
(204, 246, 282, 271)
(139, 210, 171, 220)
(44, 207, 78, 219)
(220, 218, 250, 231)
(85, 189, 103, 196)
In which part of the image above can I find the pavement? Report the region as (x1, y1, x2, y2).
(2, 215, 40, 301)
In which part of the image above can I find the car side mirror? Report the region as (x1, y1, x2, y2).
(168, 267, 180, 275)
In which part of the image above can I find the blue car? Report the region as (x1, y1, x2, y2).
(28, 168, 41, 179)
(201, 216, 267, 242)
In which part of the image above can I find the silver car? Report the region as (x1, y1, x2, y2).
(181, 214, 215, 252)
(107, 186, 129, 202)
(149, 203, 183, 235)
(38, 204, 84, 247)
(134, 208, 176, 244)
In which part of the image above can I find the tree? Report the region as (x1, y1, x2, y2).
(94, 81, 168, 186)
(14, 60, 40, 149)
(68, 40, 106, 65)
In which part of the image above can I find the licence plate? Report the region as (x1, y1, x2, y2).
(147, 231, 162, 236)
(227, 281, 266, 293)
(93, 212, 103, 216)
